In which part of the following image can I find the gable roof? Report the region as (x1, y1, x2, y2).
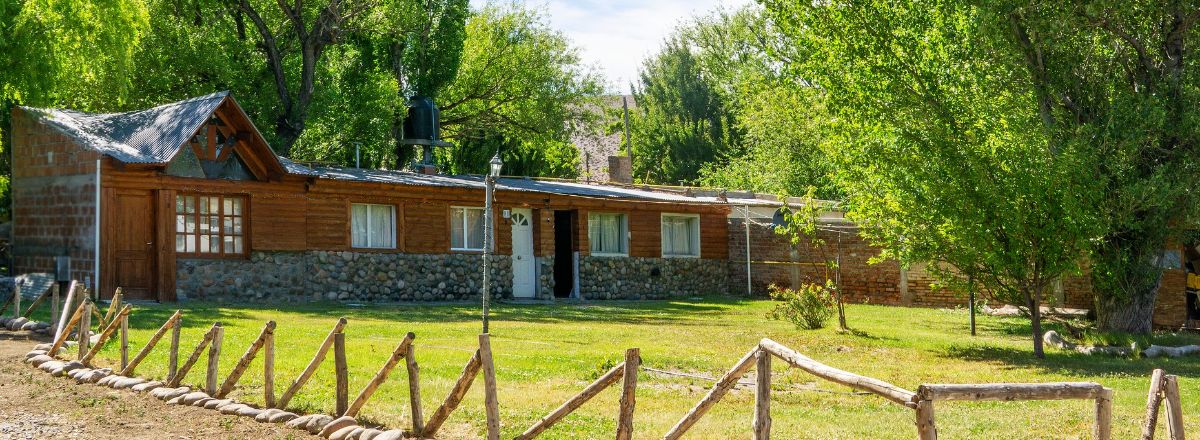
(21, 91, 285, 178)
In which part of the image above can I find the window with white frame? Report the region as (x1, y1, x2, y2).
(451, 207, 486, 251)
(351, 203, 396, 249)
(588, 212, 628, 256)
(661, 214, 700, 257)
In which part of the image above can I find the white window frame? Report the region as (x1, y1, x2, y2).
(588, 212, 629, 257)
(350, 203, 397, 249)
(661, 213, 701, 258)
(450, 206, 487, 251)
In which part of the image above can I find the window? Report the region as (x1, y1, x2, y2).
(175, 194, 245, 256)
(661, 214, 700, 257)
(588, 212, 627, 256)
(351, 203, 396, 249)
(451, 207, 486, 251)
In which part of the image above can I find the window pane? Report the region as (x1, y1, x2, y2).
(451, 208, 465, 249)
(175, 235, 186, 252)
(200, 197, 209, 214)
(200, 235, 210, 253)
(185, 234, 196, 252)
(176, 196, 185, 214)
(232, 236, 243, 253)
(351, 204, 368, 247)
(230, 197, 242, 215)
(466, 208, 484, 250)
(370, 205, 395, 248)
(185, 214, 196, 233)
(232, 217, 242, 235)
(223, 198, 233, 216)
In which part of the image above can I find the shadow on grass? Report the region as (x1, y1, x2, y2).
(119, 296, 757, 329)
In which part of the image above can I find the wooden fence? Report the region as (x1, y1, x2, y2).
(32, 300, 1190, 440)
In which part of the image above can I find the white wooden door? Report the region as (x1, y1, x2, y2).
(510, 208, 536, 298)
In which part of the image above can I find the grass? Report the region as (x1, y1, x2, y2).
(56, 297, 1199, 439)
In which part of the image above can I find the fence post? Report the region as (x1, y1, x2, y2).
(344, 333, 415, 417)
(166, 322, 220, 388)
(50, 283, 59, 334)
(169, 317, 182, 381)
(277, 318, 347, 409)
(334, 332, 348, 416)
(206, 324, 224, 395)
(216, 321, 276, 398)
(479, 334, 501, 440)
(119, 310, 181, 377)
(119, 312, 129, 370)
(1094, 387, 1113, 440)
(1141, 369, 1166, 440)
(13, 281, 21, 319)
(1163, 376, 1184, 440)
(406, 345, 424, 435)
(264, 330, 275, 408)
(77, 301, 91, 360)
(616, 348, 639, 440)
(422, 350, 483, 438)
(916, 399, 937, 440)
(663, 348, 758, 440)
(753, 349, 771, 440)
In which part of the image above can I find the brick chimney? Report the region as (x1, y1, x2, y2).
(608, 156, 632, 184)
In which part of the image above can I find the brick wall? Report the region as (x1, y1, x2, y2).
(1154, 269, 1188, 328)
(10, 108, 100, 288)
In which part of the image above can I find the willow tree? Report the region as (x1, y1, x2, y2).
(762, 0, 1101, 357)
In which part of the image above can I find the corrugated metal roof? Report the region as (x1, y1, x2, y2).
(296, 164, 727, 204)
(21, 91, 229, 164)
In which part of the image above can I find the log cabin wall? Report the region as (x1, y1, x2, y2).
(101, 161, 731, 302)
(10, 108, 101, 291)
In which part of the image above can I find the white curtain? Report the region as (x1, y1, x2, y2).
(590, 214, 624, 254)
(663, 216, 696, 256)
(351, 204, 369, 247)
(369, 205, 395, 248)
(465, 208, 484, 249)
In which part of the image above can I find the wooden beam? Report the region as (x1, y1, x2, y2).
(916, 400, 937, 440)
(49, 300, 86, 358)
(166, 322, 220, 388)
(277, 317, 347, 409)
(1141, 369, 1166, 440)
(663, 347, 759, 440)
(120, 310, 182, 376)
(334, 332, 348, 416)
(479, 334, 500, 440)
(406, 346, 424, 435)
(423, 350, 482, 438)
(216, 321, 276, 398)
(616, 348, 638, 440)
(80, 305, 131, 365)
(917, 382, 1106, 402)
(1094, 387, 1113, 440)
(753, 350, 771, 440)
(264, 330, 275, 408)
(343, 332, 415, 417)
(516, 362, 624, 440)
(206, 324, 224, 395)
(1163, 376, 1184, 440)
(760, 338, 916, 406)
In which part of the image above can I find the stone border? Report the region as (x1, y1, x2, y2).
(0, 316, 53, 334)
(21, 342, 409, 440)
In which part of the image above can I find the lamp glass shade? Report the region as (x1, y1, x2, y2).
(488, 154, 503, 177)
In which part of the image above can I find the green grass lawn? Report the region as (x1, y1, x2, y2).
(61, 298, 1199, 439)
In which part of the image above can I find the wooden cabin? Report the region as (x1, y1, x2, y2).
(11, 92, 730, 302)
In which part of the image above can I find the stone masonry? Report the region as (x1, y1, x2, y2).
(579, 256, 728, 299)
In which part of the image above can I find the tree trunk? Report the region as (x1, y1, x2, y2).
(1024, 287, 1044, 358)
(1092, 241, 1163, 335)
(1094, 275, 1159, 334)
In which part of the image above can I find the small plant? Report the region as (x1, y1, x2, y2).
(589, 358, 618, 380)
(766, 283, 836, 330)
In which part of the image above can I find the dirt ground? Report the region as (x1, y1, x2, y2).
(0, 331, 323, 440)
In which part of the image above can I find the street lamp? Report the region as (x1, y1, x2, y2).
(482, 153, 502, 334)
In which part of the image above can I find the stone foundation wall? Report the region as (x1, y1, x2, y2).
(178, 251, 512, 302)
(579, 256, 728, 300)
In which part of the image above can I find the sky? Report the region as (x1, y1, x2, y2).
(469, 0, 752, 93)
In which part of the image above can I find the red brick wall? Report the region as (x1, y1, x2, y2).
(1154, 269, 1188, 328)
(10, 108, 100, 288)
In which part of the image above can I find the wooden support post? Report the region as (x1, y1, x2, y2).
(122, 310, 182, 377)
(1163, 376, 1185, 440)
(1094, 387, 1113, 440)
(1142, 369, 1167, 440)
(759, 338, 916, 406)
(13, 282, 21, 319)
(344, 332, 416, 417)
(22, 283, 50, 318)
(479, 334, 501, 440)
(80, 305, 131, 365)
(753, 349, 771, 440)
(166, 322, 219, 388)
(423, 350, 483, 438)
(169, 318, 182, 380)
(77, 301, 91, 360)
(101, 289, 122, 328)
(49, 301, 86, 358)
(264, 330, 275, 408)
(616, 348, 638, 440)
(516, 362, 625, 440)
(916, 399, 937, 440)
(119, 313, 129, 370)
(216, 321, 276, 398)
(53, 281, 78, 340)
(277, 318, 347, 409)
(406, 346, 424, 435)
(663, 347, 759, 440)
(206, 324, 224, 395)
(50, 283, 59, 335)
(334, 332, 348, 416)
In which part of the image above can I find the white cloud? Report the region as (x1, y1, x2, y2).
(470, 0, 751, 92)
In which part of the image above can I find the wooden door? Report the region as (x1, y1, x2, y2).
(510, 208, 536, 298)
(112, 190, 157, 300)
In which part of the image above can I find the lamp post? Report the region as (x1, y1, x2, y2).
(482, 153, 503, 334)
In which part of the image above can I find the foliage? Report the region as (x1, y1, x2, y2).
(767, 282, 837, 330)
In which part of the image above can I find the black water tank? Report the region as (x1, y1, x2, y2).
(402, 96, 440, 142)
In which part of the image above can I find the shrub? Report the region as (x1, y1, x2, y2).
(766, 282, 836, 330)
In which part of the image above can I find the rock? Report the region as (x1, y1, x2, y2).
(8, 317, 29, 330)
(97, 375, 122, 387)
(357, 429, 383, 440)
(179, 391, 211, 405)
(285, 415, 314, 430)
(131, 381, 162, 392)
(32, 343, 53, 351)
(319, 416, 357, 438)
(166, 395, 185, 405)
(38, 360, 65, 373)
(373, 430, 406, 440)
(88, 334, 101, 345)
(191, 397, 214, 407)
(219, 403, 249, 415)
(305, 415, 336, 434)
(82, 369, 110, 383)
(235, 406, 262, 418)
(26, 350, 47, 359)
(267, 411, 299, 424)
(52, 361, 84, 377)
(112, 377, 147, 389)
(20, 321, 37, 331)
(329, 426, 359, 440)
(203, 399, 232, 410)
(152, 387, 190, 401)
(26, 354, 52, 367)
(214, 401, 243, 411)
(255, 409, 282, 423)
(68, 368, 92, 380)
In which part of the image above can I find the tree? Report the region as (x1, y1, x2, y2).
(432, 3, 602, 177)
(762, 0, 1102, 357)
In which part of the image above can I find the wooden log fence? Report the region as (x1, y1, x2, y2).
(120, 310, 182, 377)
(80, 305, 132, 365)
(215, 321, 276, 398)
(423, 349, 482, 438)
(915, 382, 1114, 440)
(77, 301, 91, 359)
(334, 331, 348, 415)
(1142, 368, 1186, 440)
(206, 324, 224, 394)
(49, 300, 87, 357)
(479, 334, 501, 440)
(21, 282, 51, 318)
(166, 322, 221, 388)
(52, 281, 78, 341)
(277, 317, 347, 409)
(343, 332, 415, 417)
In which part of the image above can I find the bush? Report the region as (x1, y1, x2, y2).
(766, 282, 836, 330)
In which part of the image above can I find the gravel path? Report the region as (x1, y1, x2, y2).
(0, 332, 323, 440)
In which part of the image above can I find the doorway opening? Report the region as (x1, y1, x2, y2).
(553, 210, 576, 298)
